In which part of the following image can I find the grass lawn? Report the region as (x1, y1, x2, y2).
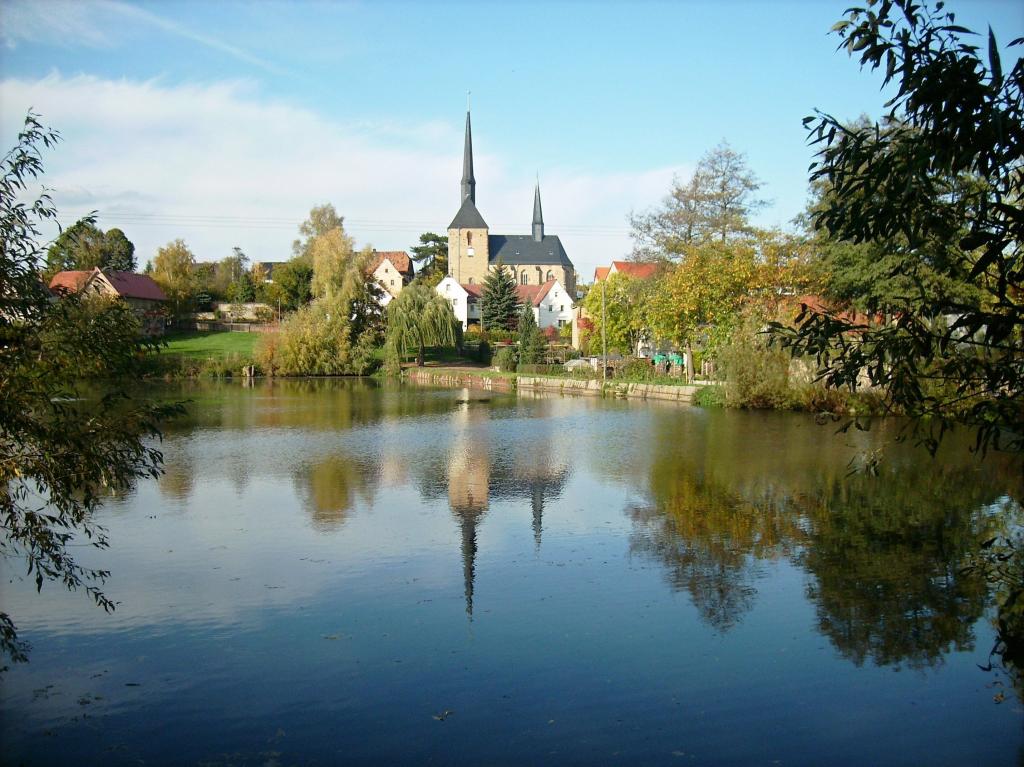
(160, 331, 260, 359)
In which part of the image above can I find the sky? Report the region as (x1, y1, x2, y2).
(1, 0, 1021, 279)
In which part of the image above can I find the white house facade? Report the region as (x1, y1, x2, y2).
(437, 275, 573, 332)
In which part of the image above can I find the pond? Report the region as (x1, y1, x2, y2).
(1, 379, 1022, 765)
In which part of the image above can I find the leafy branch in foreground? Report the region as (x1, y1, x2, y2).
(770, 0, 1023, 457)
(0, 112, 181, 664)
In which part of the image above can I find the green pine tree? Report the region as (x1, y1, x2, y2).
(480, 263, 520, 331)
(517, 303, 546, 366)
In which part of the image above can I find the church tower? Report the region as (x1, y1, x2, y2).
(447, 110, 490, 286)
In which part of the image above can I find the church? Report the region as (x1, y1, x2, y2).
(446, 111, 576, 298)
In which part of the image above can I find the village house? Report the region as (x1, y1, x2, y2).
(436, 276, 574, 332)
(369, 250, 415, 305)
(49, 267, 168, 335)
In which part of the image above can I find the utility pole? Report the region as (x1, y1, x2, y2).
(601, 278, 607, 384)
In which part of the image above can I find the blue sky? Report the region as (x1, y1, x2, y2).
(1, 0, 1021, 277)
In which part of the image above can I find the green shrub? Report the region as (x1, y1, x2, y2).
(718, 331, 796, 410)
(619, 357, 655, 381)
(692, 384, 726, 408)
(494, 346, 518, 372)
(473, 340, 492, 365)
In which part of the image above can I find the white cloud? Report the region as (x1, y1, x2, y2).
(0, 74, 685, 277)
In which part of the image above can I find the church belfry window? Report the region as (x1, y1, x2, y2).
(546, 270, 554, 281)
(521, 272, 528, 285)
(467, 232, 472, 245)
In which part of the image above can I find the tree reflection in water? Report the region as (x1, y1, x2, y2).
(626, 412, 1022, 670)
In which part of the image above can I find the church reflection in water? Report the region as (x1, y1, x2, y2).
(444, 393, 570, 619)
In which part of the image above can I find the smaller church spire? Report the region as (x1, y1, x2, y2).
(461, 110, 476, 204)
(532, 177, 544, 242)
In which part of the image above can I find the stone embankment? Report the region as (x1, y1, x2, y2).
(404, 368, 706, 404)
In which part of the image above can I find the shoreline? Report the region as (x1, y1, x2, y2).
(403, 367, 707, 404)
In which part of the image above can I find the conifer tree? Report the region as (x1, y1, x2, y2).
(517, 303, 546, 366)
(479, 263, 519, 331)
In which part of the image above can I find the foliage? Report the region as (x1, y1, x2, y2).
(260, 227, 383, 376)
(479, 263, 520, 331)
(45, 222, 137, 276)
(493, 346, 518, 372)
(151, 238, 197, 315)
(384, 283, 460, 369)
(718, 324, 796, 410)
(517, 305, 546, 366)
(263, 258, 313, 310)
(0, 113, 179, 663)
(292, 203, 344, 262)
(410, 232, 449, 284)
(262, 298, 378, 376)
(692, 384, 726, 408)
(770, 0, 1024, 456)
(582, 273, 652, 355)
(630, 141, 768, 257)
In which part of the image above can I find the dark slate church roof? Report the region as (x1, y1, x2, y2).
(448, 198, 489, 229)
(489, 234, 572, 267)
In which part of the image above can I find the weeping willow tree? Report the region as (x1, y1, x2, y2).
(384, 283, 459, 370)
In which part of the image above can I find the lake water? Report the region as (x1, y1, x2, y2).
(2, 379, 1022, 766)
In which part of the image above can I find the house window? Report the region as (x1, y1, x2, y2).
(558, 319, 566, 328)
(453, 298, 458, 305)
(521, 272, 528, 285)
(390, 279, 395, 286)
(560, 305, 564, 311)
(548, 305, 553, 312)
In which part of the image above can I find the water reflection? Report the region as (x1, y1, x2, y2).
(141, 380, 1024, 663)
(622, 411, 1022, 667)
(6, 380, 1024, 766)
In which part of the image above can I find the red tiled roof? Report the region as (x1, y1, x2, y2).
(48, 270, 94, 295)
(594, 266, 610, 282)
(370, 250, 414, 276)
(533, 279, 557, 305)
(515, 280, 560, 307)
(461, 283, 484, 298)
(104, 270, 167, 301)
(516, 284, 543, 306)
(49, 268, 167, 301)
(611, 260, 659, 279)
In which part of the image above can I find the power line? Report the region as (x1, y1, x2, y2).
(55, 209, 633, 237)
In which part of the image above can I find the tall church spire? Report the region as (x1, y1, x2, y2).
(532, 178, 544, 241)
(461, 111, 476, 204)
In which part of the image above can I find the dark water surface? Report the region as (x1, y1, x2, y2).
(2, 379, 1023, 766)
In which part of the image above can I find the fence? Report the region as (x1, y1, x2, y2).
(175, 320, 279, 334)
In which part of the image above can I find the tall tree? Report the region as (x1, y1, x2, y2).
(479, 264, 520, 331)
(102, 228, 136, 271)
(1, 113, 179, 663)
(151, 239, 197, 316)
(384, 283, 460, 367)
(264, 259, 313, 310)
(45, 222, 137, 275)
(770, 0, 1024, 457)
(517, 304, 546, 366)
(582, 273, 653, 356)
(310, 228, 360, 300)
(410, 232, 449, 285)
(293, 203, 344, 262)
(630, 141, 768, 259)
